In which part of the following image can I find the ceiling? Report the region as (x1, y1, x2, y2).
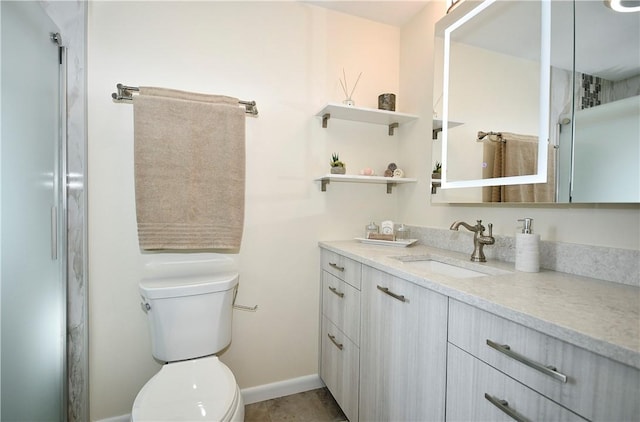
(303, 0, 432, 27)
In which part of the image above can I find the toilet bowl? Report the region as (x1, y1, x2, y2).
(131, 356, 244, 421)
(132, 268, 243, 421)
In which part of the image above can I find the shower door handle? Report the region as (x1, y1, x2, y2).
(51, 205, 57, 260)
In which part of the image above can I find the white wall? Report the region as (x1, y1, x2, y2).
(88, 2, 402, 420)
(398, 2, 640, 248)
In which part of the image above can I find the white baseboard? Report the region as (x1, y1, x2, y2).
(241, 373, 325, 405)
(94, 374, 325, 421)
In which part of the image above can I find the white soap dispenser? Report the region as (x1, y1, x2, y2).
(515, 218, 540, 272)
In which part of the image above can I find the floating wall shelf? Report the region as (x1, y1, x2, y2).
(316, 103, 419, 136)
(432, 119, 464, 139)
(431, 176, 441, 194)
(315, 174, 417, 194)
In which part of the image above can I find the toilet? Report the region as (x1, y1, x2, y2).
(132, 271, 244, 421)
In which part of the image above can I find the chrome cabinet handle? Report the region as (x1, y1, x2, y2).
(328, 286, 344, 298)
(376, 285, 407, 302)
(484, 393, 529, 422)
(327, 333, 343, 350)
(329, 262, 345, 272)
(486, 339, 568, 383)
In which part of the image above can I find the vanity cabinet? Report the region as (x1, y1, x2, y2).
(319, 250, 361, 422)
(319, 251, 448, 422)
(447, 299, 640, 421)
(359, 266, 448, 421)
(319, 246, 639, 421)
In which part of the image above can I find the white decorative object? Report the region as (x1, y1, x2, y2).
(515, 218, 540, 272)
(380, 220, 394, 235)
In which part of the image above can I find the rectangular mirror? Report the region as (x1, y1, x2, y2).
(568, 0, 640, 203)
(432, 0, 640, 203)
(440, 0, 551, 189)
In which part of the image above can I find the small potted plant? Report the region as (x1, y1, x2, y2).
(330, 153, 346, 174)
(432, 161, 442, 179)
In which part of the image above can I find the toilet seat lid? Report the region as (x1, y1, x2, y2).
(132, 356, 239, 421)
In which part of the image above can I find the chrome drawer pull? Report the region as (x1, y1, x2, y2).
(486, 339, 568, 383)
(328, 286, 344, 298)
(327, 333, 344, 350)
(329, 262, 345, 272)
(376, 285, 407, 302)
(484, 393, 530, 422)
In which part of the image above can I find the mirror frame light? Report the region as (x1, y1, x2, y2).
(605, 0, 640, 13)
(441, 0, 551, 189)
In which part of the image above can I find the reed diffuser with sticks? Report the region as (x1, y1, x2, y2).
(339, 69, 362, 106)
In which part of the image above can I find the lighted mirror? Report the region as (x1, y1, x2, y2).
(440, 0, 550, 190)
(432, 0, 640, 203)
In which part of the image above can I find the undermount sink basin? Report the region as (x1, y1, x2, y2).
(393, 255, 510, 279)
(401, 260, 488, 278)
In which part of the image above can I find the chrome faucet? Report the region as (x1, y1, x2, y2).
(449, 220, 495, 262)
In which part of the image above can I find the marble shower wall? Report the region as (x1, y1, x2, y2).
(41, 2, 88, 421)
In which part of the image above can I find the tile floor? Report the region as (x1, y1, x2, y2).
(244, 387, 347, 422)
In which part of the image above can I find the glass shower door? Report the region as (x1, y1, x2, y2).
(1, 1, 66, 420)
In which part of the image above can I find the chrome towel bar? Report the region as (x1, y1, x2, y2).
(111, 83, 258, 116)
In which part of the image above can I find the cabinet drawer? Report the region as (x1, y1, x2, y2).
(321, 249, 361, 289)
(447, 344, 586, 422)
(448, 299, 640, 421)
(322, 272, 360, 345)
(320, 316, 359, 422)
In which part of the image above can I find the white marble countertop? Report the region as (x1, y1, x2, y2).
(319, 240, 640, 370)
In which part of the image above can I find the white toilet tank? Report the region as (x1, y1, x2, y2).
(139, 272, 239, 362)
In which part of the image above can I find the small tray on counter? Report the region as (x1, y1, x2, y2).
(354, 238, 418, 247)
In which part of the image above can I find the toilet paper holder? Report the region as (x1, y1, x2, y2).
(233, 303, 258, 312)
(232, 288, 258, 312)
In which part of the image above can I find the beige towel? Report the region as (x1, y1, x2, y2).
(501, 132, 555, 203)
(483, 132, 556, 203)
(484, 141, 506, 202)
(133, 87, 245, 250)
